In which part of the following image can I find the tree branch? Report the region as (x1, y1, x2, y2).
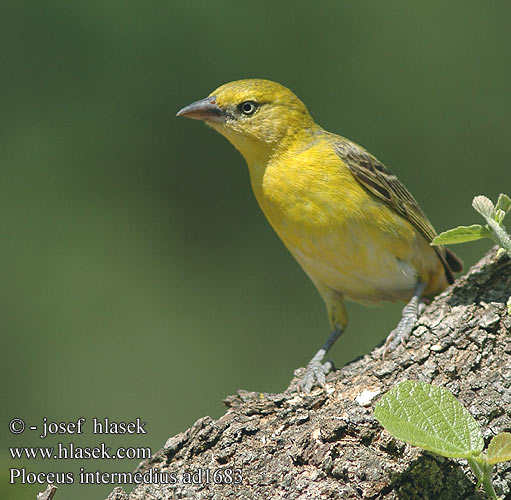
(106, 247, 511, 500)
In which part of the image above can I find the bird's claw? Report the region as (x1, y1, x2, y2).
(383, 301, 426, 356)
(298, 359, 334, 392)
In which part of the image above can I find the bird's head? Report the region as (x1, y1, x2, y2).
(177, 79, 317, 165)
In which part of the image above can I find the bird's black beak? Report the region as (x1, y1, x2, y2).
(176, 96, 226, 122)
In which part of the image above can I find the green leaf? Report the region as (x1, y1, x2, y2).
(487, 432, 511, 464)
(374, 380, 484, 459)
(495, 193, 511, 215)
(507, 296, 511, 315)
(432, 225, 490, 245)
(472, 195, 495, 219)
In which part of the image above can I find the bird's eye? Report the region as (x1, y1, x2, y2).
(238, 101, 258, 116)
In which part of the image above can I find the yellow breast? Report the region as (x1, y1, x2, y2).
(246, 140, 439, 303)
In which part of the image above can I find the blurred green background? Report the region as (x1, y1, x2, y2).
(2, 1, 510, 498)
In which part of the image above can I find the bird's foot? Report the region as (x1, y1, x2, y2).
(288, 326, 343, 393)
(295, 358, 335, 393)
(384, 300, 426, 356)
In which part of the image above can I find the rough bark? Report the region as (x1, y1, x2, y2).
(107, 248, 511, 500)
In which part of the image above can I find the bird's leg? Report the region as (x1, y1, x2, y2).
(297, 325, 344, 392)
(384, 281, 426, 355)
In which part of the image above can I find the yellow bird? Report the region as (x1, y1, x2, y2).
(177, 79, 462, 391)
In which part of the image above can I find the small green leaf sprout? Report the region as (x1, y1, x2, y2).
(374, 380, 510, 500)
(432, 193, 511, 313)
(432, 193, 511, 257)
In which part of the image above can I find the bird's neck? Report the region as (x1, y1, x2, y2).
(244, 126, 323, 202)
(226, 131, 275, 172)
(212, 122, 324, 203)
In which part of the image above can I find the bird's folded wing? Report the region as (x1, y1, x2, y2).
(333, 140, 462, 281)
